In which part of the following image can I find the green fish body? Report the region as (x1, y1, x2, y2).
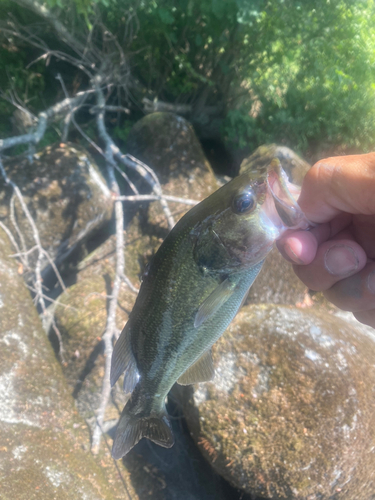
(111, 160, 309, 459)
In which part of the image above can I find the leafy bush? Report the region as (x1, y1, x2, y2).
(1, 0, 374, 154)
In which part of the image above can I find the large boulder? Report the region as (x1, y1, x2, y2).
(0, 229, 137, 500)
(125, 112, 219, 233)
(247, 246, 309, 306)
(0, 143, 113, 279)
(180, 305, 375, 499)
(53, 234, 137, 425)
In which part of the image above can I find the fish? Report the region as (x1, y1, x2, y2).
(110, 158, 311, 459)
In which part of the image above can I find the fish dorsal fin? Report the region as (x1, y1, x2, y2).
(110, 322, 140, 394)
(194, 278, 236, 328)
(177, 349, 214, 385)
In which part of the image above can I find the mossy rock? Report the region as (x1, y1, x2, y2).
(180, 305, 375, 499)
(0, 229, 137, 500)
(0, 142, 113, 278)
(125, 112, 219, 234)
(54, 234, 140, 423)
(246, 246, 308, 306)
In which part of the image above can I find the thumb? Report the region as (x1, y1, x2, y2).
(298, 153, 375, 224)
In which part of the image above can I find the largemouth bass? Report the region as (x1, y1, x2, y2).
(111, 159, 310, 459)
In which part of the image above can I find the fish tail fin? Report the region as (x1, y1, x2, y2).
(112, 401, 174, 459)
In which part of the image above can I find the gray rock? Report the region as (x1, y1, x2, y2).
(0, 143, 113, 278)
(0, 230, 137, 500)
(180, 305, 375, 499)
(54, 234, 137, 424)
(246, 246, 308, 306)
(125, 112, 219, 230)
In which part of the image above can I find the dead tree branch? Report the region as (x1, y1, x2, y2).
(91, 75, 125, 454)
(0, 91, 93, 152)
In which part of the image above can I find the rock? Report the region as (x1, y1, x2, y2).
(126, 112, 215, 185)
(125, 112, 219, 233)
(240, 144, 311, 185)
(246, 246, 308, 306)
(180, 305, 375, 499)
(0, 229, 137, 500)
(0, 143, 113, 279)
(53, 234, 138, 424)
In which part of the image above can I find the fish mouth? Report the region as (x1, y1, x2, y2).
(262, 159, 312, 237)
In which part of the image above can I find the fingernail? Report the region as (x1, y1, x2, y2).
(324, 245, 359, 276)
(368, 270, 375, 294)
(284, 243, 304, 265)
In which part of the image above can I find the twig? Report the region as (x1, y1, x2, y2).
(117, 194, 198, 206)
(10, 194, 29, 265)
(91, 74, 126, 454)
(0, 91, 93, 152)
(113, 164, 139, 195)
(116, 153, 175, 230)
(0, 221, 22, 256)
(121, 273, 139, 294)
(25, 284, 76, 311)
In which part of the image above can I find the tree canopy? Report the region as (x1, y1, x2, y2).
(1, 0, 375, 156)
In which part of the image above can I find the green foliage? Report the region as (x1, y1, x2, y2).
(1, 0, 375, 155)
(113, 121, 136, 144)
(221, 0, 375, 151)
(105, 0, 375, 152)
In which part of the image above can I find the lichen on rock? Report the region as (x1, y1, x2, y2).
(180, 305, 375, 499)
(0, 142, 113, 278)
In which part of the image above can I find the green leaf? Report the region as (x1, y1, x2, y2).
(158, 7, 175, 24)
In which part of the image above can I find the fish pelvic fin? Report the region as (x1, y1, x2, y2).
(177, 349, 214, 385)
(112, 402, 175, 459)
(110, 322, 139, 393)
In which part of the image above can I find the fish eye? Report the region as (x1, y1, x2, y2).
(232, 188, 257, 214)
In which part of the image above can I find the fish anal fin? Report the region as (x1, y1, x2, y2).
(110, 322, 139, 393)
(177, 349, 214, 385)
(194, 278, 236, 328)
(112, 404, 174, 459)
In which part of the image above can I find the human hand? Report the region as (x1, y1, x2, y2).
(277, 153, 375, 328)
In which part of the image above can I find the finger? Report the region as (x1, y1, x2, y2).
(292, 239, 367, 291)
(277, 230, 319, 265)
(353, 309, 375, 329)
(277, 213, 353, 265)
(277, 224, 332, 265)
(324, 262, 375, 313)
(298, 153, 375, 223)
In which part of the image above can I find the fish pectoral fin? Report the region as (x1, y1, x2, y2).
(110, 322, 139, 394)
(194, 277, 237, 328)
(177, 349, 215, 385)
(112, 403, 174, 459)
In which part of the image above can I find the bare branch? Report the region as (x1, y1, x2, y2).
(117, 194, 198, 206)
(113, 164, 139, 195)
(0, 91, 93, 152)
(13, 0, 90, 59)
(91, 75, 126, 454)
(117, 153, 175, 230)
(0, 221, 22, 256)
